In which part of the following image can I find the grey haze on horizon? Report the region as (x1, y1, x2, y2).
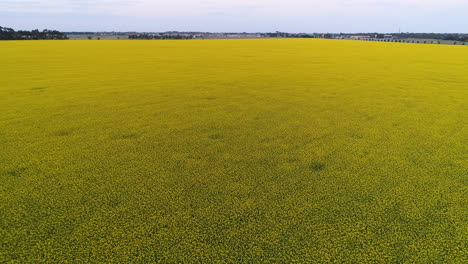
(1, 0, 467, 33)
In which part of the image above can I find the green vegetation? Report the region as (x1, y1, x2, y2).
(0, 26, 67, 40)
(0, 39, 467, 263)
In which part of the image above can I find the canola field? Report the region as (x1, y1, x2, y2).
(0, 39, 467, 263)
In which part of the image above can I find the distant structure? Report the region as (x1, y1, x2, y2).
(350, 35, 371, 40)
(384, 34, 393, 40)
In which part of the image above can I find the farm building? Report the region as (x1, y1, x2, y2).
(350, 35, 371, 40)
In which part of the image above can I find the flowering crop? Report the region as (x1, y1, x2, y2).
(0, 39, 467, 263)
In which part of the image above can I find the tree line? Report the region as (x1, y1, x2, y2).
(0, 26, 68, 40)
(396, 33, 468, 42)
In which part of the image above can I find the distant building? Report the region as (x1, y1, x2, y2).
(350, 36, 371, 40)
(384, 35, 393, 39)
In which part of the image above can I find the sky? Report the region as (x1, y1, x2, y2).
(1, 0, 467, 32)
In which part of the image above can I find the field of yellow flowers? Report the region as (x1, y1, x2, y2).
(0, 39, 467, 263)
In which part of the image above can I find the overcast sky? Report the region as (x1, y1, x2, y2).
(1, 0, 467, 32)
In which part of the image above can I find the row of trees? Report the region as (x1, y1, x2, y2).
(360, 38, 465, 45)
(396, 33, 468, 42)
(128, 34, 193, 40)
(0, 26, 68, 40)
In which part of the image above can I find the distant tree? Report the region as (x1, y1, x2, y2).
(88, 36, 93, 40)
(1, 26, 67, 40)
(0, 26, 16, 40)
